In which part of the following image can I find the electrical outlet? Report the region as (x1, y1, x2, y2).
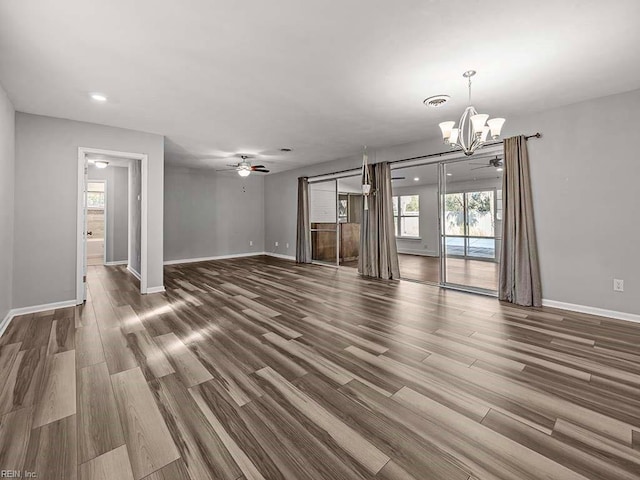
(275, 241, 279, 247)
(249, 240, 253, 247)
(613, 279, 624, 292)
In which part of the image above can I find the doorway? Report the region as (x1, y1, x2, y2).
(86, 180, 106, 266)
(390, 148, 503, 294)
(309, 175, 363, 268)
(441, 157, 502, 292)
(76, 147, 149, 303)
(390, 163, 440, 284)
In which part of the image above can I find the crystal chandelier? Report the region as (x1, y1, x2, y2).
(438, 70, 505, 156)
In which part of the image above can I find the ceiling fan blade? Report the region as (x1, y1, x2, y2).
(470, 165, 491, 171)
(250, 165, 265, 170)
(253, 169, 270, 173)
(216, 168, 239, 172)
(226, 164, 240, 167)
(391, 176, 406, 180)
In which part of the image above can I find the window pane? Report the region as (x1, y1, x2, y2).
(444, 193, 464, 235)
(445, 236, 464, 256)
(392, 196, 398, 216)
(87, 192, 105, 208)
(466, 191, 495, 237)
(401, 217, 419, 237)
(467, 237, 495, 258)
(394, 216, 398, 236)
(496, 189, 503, 221)
(401, 195, 419, 215)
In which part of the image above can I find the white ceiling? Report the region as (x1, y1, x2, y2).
(1, 0, 639, 173)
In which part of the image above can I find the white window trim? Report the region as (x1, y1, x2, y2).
(393, 194, 420, 239)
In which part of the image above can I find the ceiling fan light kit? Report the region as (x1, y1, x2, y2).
(436, 70, 505, 156)
(216, 154, 270, 176)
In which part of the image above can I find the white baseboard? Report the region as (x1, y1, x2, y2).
(127, 265, 141, 280)
(264, 252, 296, 261)
(0, 310, 13, 338)
(542, 299, 640, 324)
(164, 251, 265, 265)
(145, 286, 166, 294)
(104, 260, 127, 266)
(0, 299, 77, 339)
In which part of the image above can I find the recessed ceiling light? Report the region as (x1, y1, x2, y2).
(446, 173, 453, 176)
(95, 160, 109, 169)
(90, 93, 108, 102)
(423, 94, 450, 108)
(413, 177, 420, 181)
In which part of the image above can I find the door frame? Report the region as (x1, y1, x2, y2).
(76, 147, 149, 303)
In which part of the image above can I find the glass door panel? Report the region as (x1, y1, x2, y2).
(441, 159, 502, 292)
(391, 162, 440, 284)
(310, 180, 338, 265)
(465, 190, 496, 258)
(337, 175, 363, 267)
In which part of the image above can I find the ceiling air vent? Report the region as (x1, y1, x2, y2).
(423, 94, 450, 108)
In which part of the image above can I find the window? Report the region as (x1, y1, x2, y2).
(443, 189, 498, 259)
(87, 182, 105, 209)
(392, 194, 419, 237)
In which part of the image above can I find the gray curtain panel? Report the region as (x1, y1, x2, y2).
(499, 135, 542, 306)
(295, 176, 312, 263)
(358, 162, 401, 279)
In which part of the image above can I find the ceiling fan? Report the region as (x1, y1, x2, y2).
(217, 155, 270, 177)
(470, 157, 503, 171)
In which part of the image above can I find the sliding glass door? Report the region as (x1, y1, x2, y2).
(441, 159, 502, 292)
(309, 175, 363, 267)
(309, 179, 339, 265)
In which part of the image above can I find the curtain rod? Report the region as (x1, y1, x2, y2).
(306, 132, 541, 181)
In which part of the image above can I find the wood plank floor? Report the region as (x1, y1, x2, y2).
(0, 255, 639, 479)
(398, 253, 499, 290)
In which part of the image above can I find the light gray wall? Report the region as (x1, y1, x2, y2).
(88, 165, 129, 263)
(164, 168, 265, 261)
(265, 88, 640, 315)
(505, 88, 640, 315)
(129, 160, 142, 274)
(14, 113, 164, 308)
(0, 83, 15, 321)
